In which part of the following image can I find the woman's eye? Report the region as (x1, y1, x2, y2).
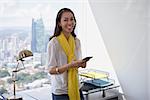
(64, 19, 68, 21)
(63, 18, 74, 22)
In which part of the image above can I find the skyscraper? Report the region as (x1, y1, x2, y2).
(31, 18, 46, 53)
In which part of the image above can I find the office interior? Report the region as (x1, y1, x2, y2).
(0, 0, 149, 100)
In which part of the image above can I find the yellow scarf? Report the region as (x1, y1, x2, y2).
(57, 32, 80, 100)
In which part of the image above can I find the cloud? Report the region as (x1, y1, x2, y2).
(0, 0, 17, 16)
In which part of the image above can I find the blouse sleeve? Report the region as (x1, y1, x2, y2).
(46, 39, 57, 69)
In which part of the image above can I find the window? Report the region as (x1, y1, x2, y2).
(0, 0, 120, 99)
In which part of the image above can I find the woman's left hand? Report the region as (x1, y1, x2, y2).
(78, 61, 86, 68)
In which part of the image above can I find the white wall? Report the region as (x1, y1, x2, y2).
(88, 0, 148, 100)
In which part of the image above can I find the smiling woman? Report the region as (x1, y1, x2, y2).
(47, 8, 85, 100)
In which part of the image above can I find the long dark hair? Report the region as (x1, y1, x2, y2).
(49, 8, 76, 40)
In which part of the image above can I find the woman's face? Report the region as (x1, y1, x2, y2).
(59, 11, 75, 34)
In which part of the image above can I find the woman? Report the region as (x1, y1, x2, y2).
(47, 8, 86, 100)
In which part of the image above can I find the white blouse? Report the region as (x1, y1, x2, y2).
(46, 37, 82, 95)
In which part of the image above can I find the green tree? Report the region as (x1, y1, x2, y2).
(11, 71, 47, 84)
(17, 73, 33, 84)
(0, 87, 8, 94)
(0, 70, 10, 78)
(7, 78, 13, 84)
(32, 71, 47, 80)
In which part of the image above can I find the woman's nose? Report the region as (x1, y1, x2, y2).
(68, 21, 74, 26)
(67, 19, 73, 24)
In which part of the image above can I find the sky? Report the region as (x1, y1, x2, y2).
(0, 0, 86, 28)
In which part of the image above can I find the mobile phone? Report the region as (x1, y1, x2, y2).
(82, 56, 93, 62)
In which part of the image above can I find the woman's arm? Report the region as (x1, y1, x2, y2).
(49, 60, 85, 74)
(49, 63, 70, 74)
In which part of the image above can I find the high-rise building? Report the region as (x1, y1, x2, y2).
(31, 18, 46, 53)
